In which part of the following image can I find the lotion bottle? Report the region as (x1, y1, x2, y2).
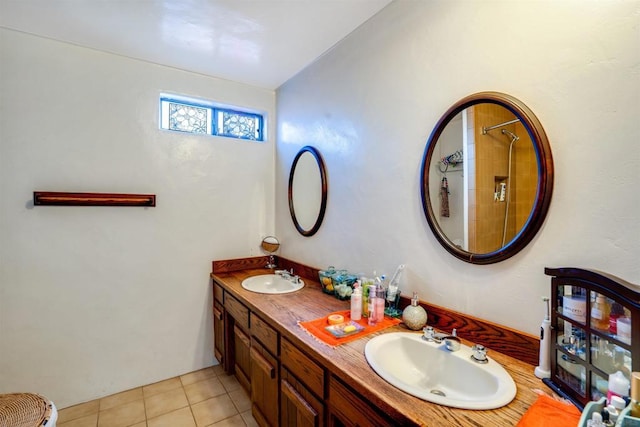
(607, 370, 630, 403)
(402, 292, 427, 330)
(368, 284, 378, 326)
(350, 282, 362, 321)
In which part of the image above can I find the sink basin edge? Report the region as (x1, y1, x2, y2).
(364, 332, 517, 410)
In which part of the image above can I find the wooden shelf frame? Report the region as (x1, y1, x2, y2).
(33, 191, 156, 207)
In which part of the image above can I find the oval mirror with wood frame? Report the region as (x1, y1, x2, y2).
(420, 92, 554, 264)
(288, 146, 328, 237)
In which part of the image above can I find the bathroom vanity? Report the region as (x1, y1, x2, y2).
(211, 257, 544, 426)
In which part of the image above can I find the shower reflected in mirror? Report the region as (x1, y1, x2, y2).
(420, 92, 554, 264)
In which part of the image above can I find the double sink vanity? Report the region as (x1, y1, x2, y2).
(211, 257, 545, 426)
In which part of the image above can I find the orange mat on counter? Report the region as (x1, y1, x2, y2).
(516, 394, 581, 427)
(298, 310, 401, 347)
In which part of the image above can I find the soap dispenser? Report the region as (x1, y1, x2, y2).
(402, 292, 427, 330)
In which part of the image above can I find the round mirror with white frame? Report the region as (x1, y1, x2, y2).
(288, 146, 328, 237)
(420, 92, 554, 264)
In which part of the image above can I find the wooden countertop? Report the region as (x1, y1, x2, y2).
(212, 268, 546, 426)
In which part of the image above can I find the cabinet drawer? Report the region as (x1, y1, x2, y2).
(251, 313, 278, 356)
(213, 281, 224, 304)
(225, 293, 249, 331)
(281, 338, 324, 398)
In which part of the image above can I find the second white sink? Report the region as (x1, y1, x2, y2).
(364, 332, 516, 410)
(241, 274, 304, 294)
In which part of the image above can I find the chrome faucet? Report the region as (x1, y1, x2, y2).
(265, 255, 277, 269)
(275, 268, 291, 279)
(422, 327, 461, 352)
(276, 268, 300, 284)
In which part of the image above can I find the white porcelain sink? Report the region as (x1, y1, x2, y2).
(241, 274, 304, 294)
(364, 332, 516, 410)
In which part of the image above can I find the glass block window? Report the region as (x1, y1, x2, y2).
(216, 110, 261, 140)
(160, 96, 264, 142)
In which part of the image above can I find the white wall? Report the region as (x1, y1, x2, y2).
(0, 29, 276, 407)
(276, 1, 640, 334)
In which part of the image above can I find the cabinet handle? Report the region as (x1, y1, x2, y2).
(250, 347, 275, 379)
(213, 307, 223, 320)
(281, 379, 318, 419)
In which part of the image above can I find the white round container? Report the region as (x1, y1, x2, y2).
(562, 296, 586, 323)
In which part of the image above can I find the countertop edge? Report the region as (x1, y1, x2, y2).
(212, 268, 546, 426)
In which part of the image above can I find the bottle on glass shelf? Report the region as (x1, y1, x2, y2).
(591, 293, 611, 332)
(609, 303, 624, 335)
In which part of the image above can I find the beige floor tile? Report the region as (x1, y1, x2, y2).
(217, 374, 241, 393)
(147, 407, 196, 427)
(211, 364, 225, 376)
(209, 414, 246, 427)
(144, 387, 189, 419)
(228, 388, 251, 413)
(142, 377, 182, 398)
(98, 399, 146, 427)
(100, 388, 143, 411)
(240, 410, 258, 427)
(58, 413, 98, 427)
(130, 423, 147, 427)
(191, 394, 238, 427)
(184, 377, 227, 405)
(58, 400, 100, 423)
(180, 367, 215, 386)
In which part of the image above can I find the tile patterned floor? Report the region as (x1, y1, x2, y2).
(57, 365, 258, 427)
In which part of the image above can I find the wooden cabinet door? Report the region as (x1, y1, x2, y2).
(213, 299, 225, 366)
(250, 339, 279, 427)
(328, 376, 395, 427)
(234, 324, 251, 393)
(280, 369, 323, 427)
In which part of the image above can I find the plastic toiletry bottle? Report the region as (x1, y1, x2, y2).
(587, 411, 604, 427)
(368, 284, 378, 326)
(350, 282, 362, 321)
(606, 396, 625, 425)
(402, 292, 427, 331)
(607, 370, 630, 403)
(631, 372, 640, 417)
(361, 277, 373, 318)
(374, 286, 386, 322)
(591, 293, 611, 332)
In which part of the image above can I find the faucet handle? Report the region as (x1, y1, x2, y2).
(422, 326, 435, 341)
(471, 344, 489, 364)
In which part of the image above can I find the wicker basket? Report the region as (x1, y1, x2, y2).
(0, 393, 54, 427)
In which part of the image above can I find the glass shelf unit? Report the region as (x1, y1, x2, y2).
(544, 268, 640, 409)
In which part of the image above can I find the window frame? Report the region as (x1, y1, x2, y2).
(159, 95, 265, 142)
